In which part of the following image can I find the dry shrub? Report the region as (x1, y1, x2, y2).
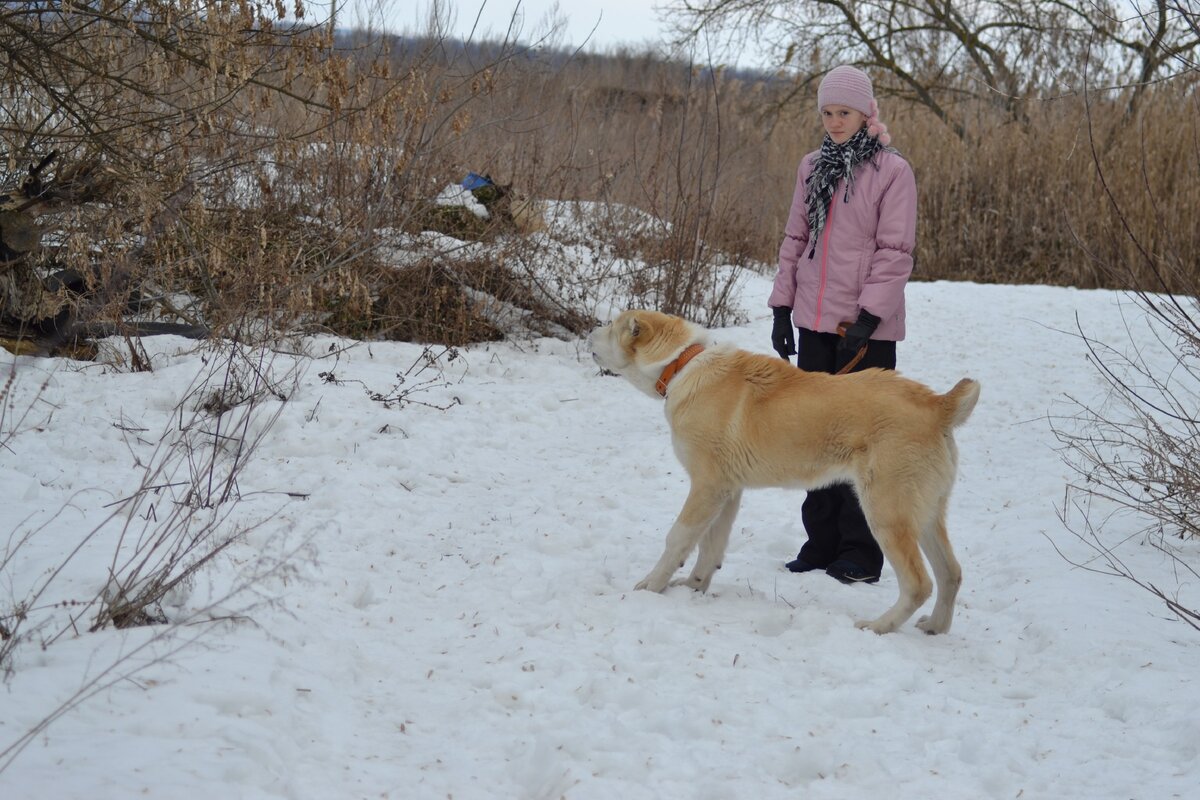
(1069, 80, 1200, 292)
(756, 76, 1198, 288)
(897, 83, 1200, 288)
(421, 52, 766, 326)
(8, 8, 1197, 346)
(2, 7, 524, 343)
(364, 256, 592, 344)
(137, 208, 364, 333)
(1051, 64, 1200, 633)
(902, 105, 1094, 284)
(351, 259, 504, 344)
(430, 45, 1198, 295)
(384, 44, 1199, 330)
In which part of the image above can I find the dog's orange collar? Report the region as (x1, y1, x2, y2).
(655, 344, 704, 397)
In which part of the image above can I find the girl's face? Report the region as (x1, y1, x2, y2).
(821, 105, 868, 144)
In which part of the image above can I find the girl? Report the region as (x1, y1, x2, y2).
(768, 65, 918, 584)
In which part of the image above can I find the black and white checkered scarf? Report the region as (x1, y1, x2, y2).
(804, 127, 887, 258)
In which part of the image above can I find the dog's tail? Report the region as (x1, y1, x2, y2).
(940, 378, 981, 429)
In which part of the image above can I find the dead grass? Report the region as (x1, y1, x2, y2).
(5, 11, 1197, 347)
(430, 46, 1199, 293)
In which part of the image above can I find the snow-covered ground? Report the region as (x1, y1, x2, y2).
(2, 267, 1197, 799)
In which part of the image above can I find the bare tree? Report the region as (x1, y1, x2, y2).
(667, 0, 1200, 136)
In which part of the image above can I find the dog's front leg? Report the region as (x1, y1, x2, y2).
(635, 485, 729, 593)
(671, 489, 742, 592)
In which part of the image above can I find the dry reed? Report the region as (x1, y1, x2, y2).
(5, 12, 1196, 347)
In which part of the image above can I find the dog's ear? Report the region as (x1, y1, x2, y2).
(627, 315, 641, 339)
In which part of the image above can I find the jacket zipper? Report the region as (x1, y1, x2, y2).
(813, 189, 836, 330)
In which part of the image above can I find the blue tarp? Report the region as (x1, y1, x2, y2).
(461, 172, 494, 191)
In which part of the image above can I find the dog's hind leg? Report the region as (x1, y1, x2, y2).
(671, 489, 742, 592)
(854, 502, 933, 634)
(635, 484, 731, 593)
(915, 495, 962, 635)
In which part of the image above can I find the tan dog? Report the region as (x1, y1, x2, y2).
(588, 309, 980, 635)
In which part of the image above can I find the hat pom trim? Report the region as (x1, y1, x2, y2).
(866, 100, 891, 145)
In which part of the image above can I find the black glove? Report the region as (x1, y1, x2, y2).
(838, 309, 881, 355)
(771, 307, 796, 359)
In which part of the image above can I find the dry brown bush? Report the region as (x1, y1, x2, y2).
(5, 4, 1197, 349)
(414, 43, 1199, 296)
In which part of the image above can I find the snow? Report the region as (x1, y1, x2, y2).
(2, 266, 1198, 799)
(436, 184, 490, 218)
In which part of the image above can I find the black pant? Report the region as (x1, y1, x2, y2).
(794, 328, 896, 574)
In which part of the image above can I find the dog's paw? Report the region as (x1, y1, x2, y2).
(669, 574, 712, 592)
(854, 617, 899, 635)
(634, 575, 669, 593)
(915, 614, 949, 635)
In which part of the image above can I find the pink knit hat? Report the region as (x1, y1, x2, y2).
(817, 65, 891, 145)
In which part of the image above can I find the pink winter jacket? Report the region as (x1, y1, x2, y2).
(768, 149, 917, 341)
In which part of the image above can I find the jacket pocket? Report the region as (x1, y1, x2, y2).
(857, 246, 872, 288)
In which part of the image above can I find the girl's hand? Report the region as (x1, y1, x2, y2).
(771, 307, 796, 359)
(839, 309, 881, 355)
